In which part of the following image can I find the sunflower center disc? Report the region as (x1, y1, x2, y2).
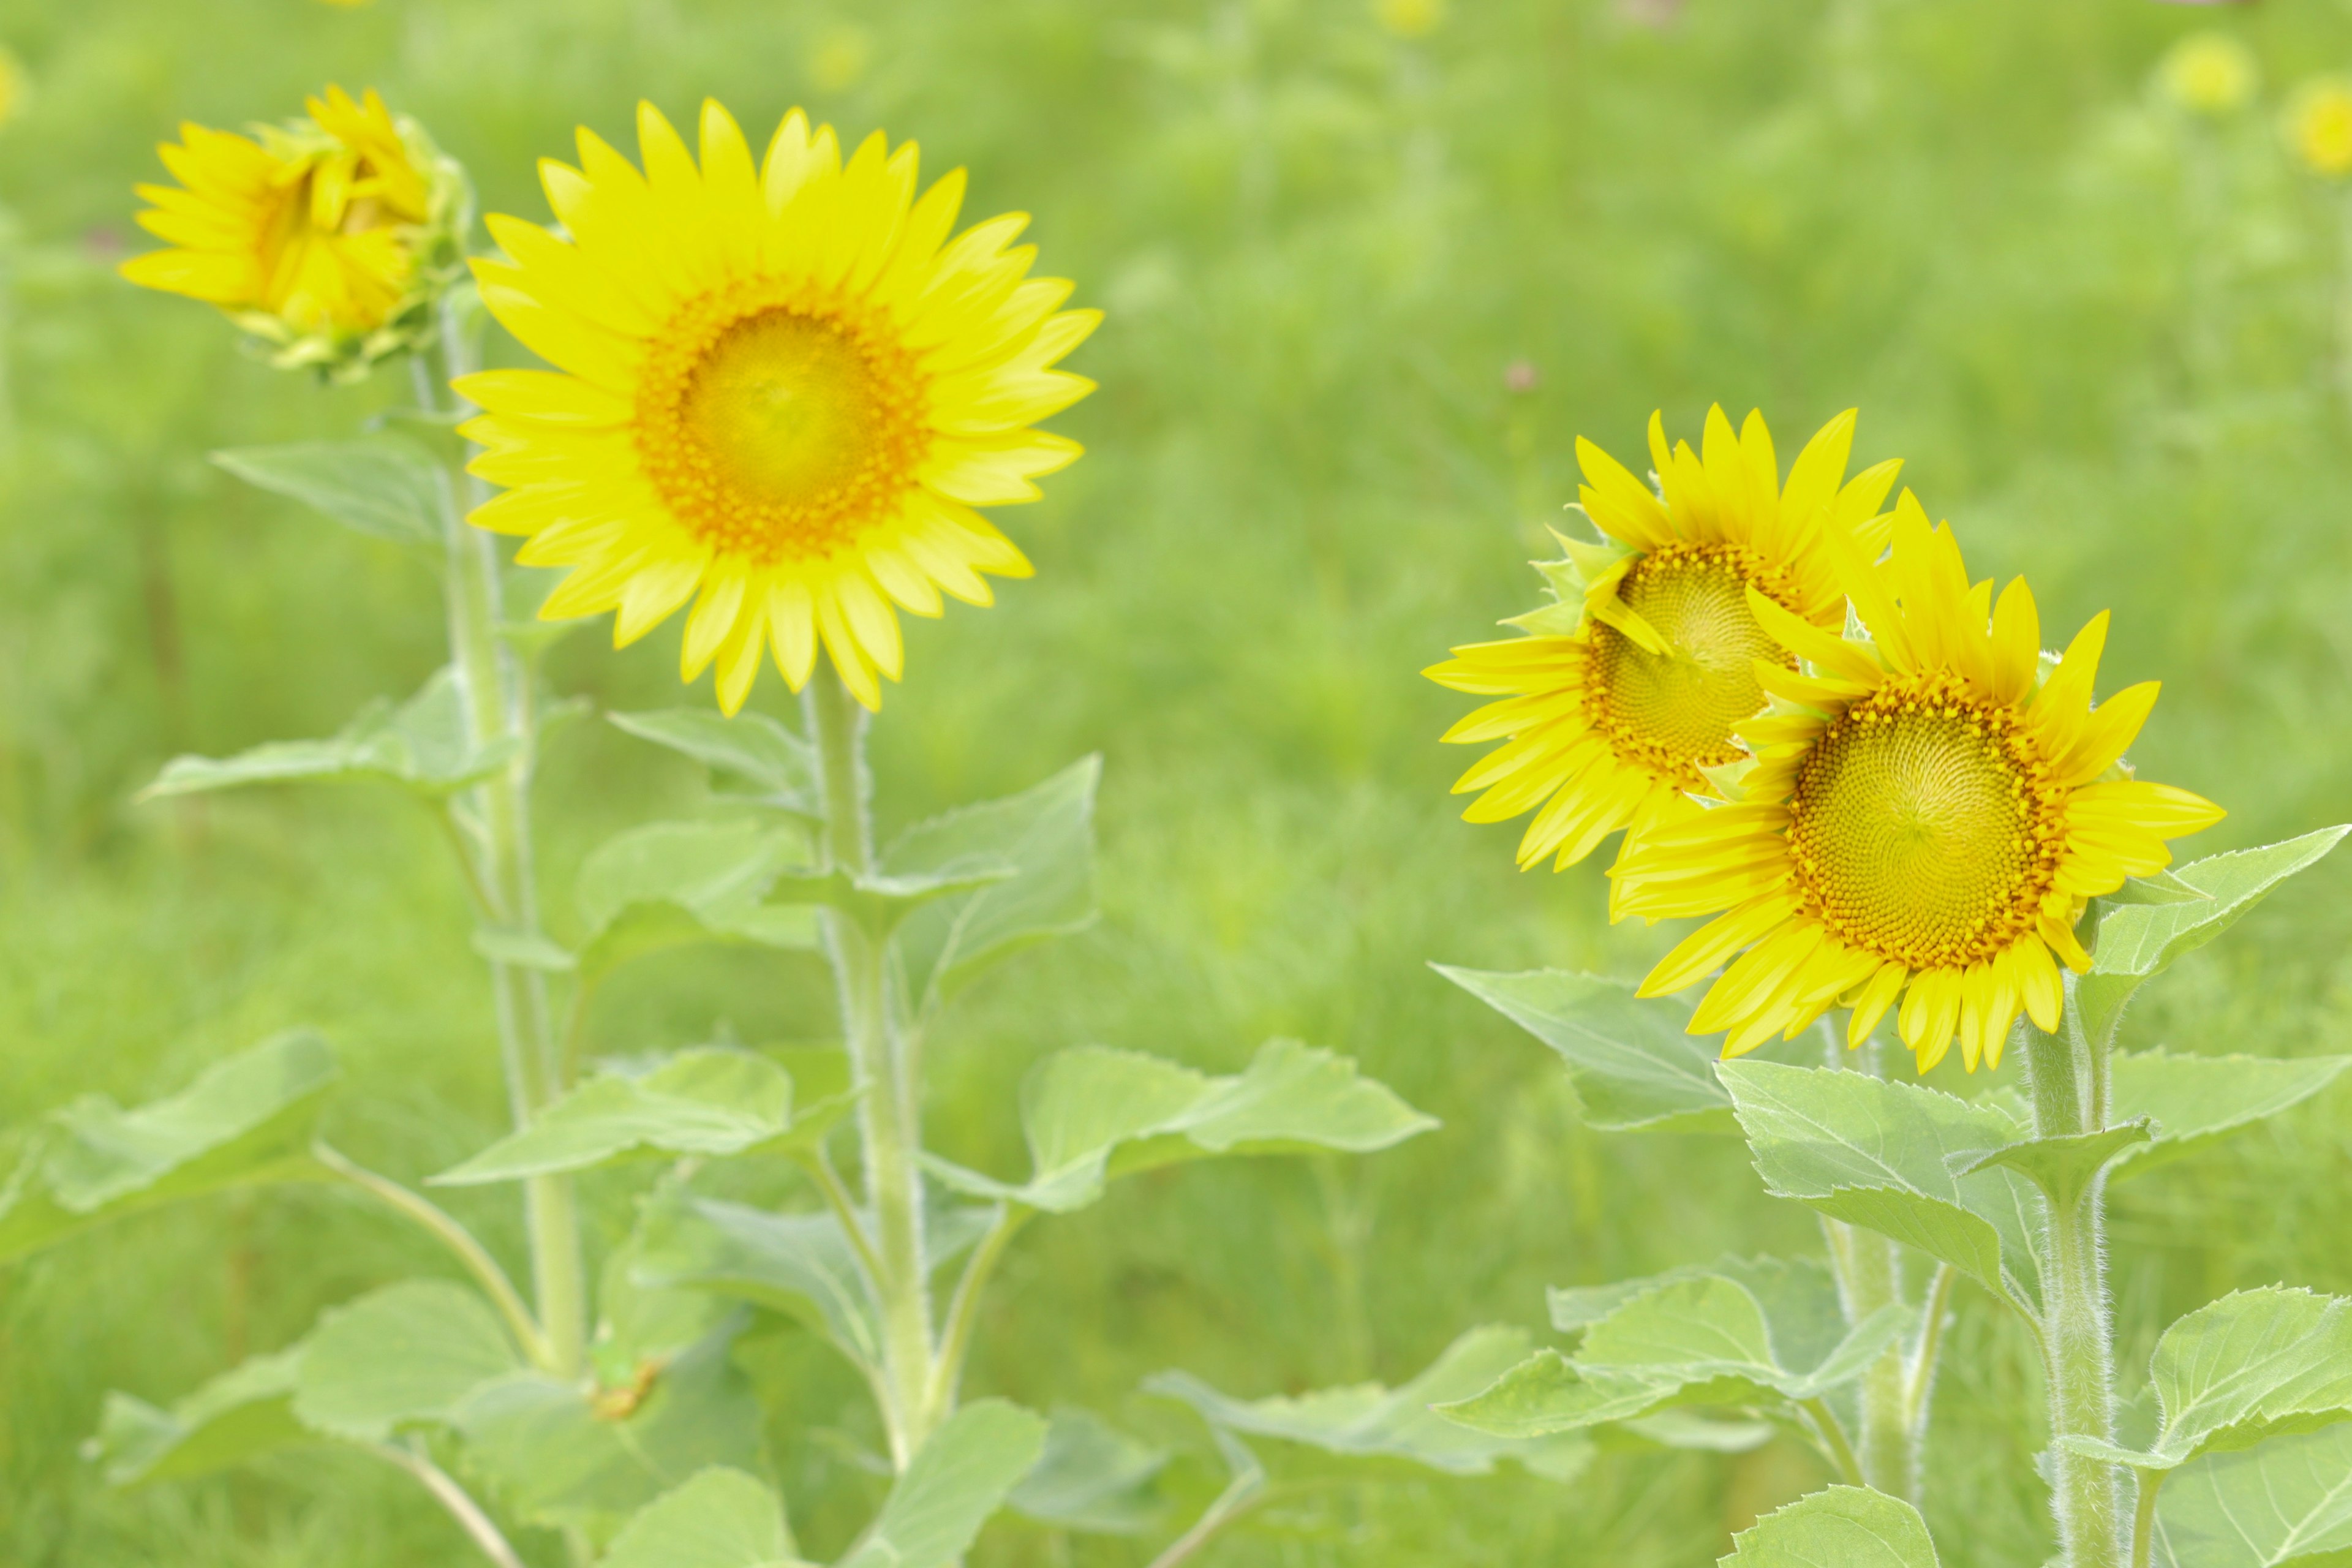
(636, 288, 929, 565)
(1784, 674, 2063, 970)
(1586, 543, 1795, 787)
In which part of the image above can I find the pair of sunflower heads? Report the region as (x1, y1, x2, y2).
(1430, 408, 2222, 1076)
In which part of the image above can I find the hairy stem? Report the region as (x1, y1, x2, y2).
(1799, 1397, 1868, 1488)
(1905, 1262, 1959, 1440)
(415, 314, 586, 1378)
(808, 665, 936, 1464)
(929, 1205, 1023, 1417)
(2026, 995, 2126, 1568)
(1816, 1023, 1918, 1498)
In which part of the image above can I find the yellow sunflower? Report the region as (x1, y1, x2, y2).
(1425, 407, 1902, 894)
(456, 101, 1099, 713)
(1611, 499, 2224, 1072)
(121, 86, 462, 378)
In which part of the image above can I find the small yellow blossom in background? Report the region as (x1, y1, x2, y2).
(1375, 0, 1446, 40)
(120, 86, 466, 379)
(2157, 31, 2258, 117)
(809, 24, 873, 92)
(314, 0, 376, 8)
(0, 46, 27, 130)
(2286, 77, 2352, 178)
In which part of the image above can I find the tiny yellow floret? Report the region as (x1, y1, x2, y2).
(2287, 77, 2352, 178)
(1375, 0, 1446, 39)
(457, 102, 1098, 714)
(2158, 31, 2258, 118)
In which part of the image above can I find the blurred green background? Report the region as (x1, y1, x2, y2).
(4, 0, 2352, 1562)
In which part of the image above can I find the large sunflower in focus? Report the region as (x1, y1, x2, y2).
(1425, 407, 1902, 887)
(121, 86, 461, 377)
(458, 102, 1099, 712)
(1611, 502, 2223, 1072)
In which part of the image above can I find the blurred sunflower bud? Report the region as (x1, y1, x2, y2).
(120, 86, 466, 382)
(1374, 0, 1446, 40)
(2157, 31, 2258, 117)
(2285, 77, 2352, 178)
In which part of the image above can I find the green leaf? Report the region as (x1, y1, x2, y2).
(472, 925, 579, 972)
(598, 1467, 803, 1568)
(292, 1280, 522, 1441)
(1434, 967, 1730, 1133)
(214, 438, 446, 549)
(606, 709, 822, 817)
(1719, 1485, 1942, 1567)
(1447, 1257, 1909, 1441)
(86, 1349, 309, 1487)
(456, 1318, 767, 1540)
(143, 668, 514, 800)
(2082, 828, 2351, 1049)
(1008, 1409, 1170, 1536)
(575, 820, 820, 984)
(886, 757, 1101, 1015)
(924, 1040, 1436, 1214)
(2109, 1050, 2352, 1178)
(629, 1193, 882, 1372)
(2080, 1289, 2352, 1471)
(1150, 1325, 1595, 1480)
(2150, 1424, 2352, 1567)
(431, 1049, 841, 1186)
(836, 1400, 1049, 1568)
(1961, 1121, 2154, 1211)
(0, 1031, 339, 1264)
(1717, 1061, 2041, 1313)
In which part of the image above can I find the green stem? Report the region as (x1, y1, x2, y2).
(314, 1142, 552, 1370)
(2131, 1468, 2165, 1568)
(1800, 1396, 1868, 1488)
(1815, 1022, 1918, 1498)
(2025, 995, 2126, 1568)
(1905, 1262, 1959, 1438)
(929, 1206, 1023, 1417)
(370, 1438, 528, 1568)
(1144, 1466, 1268, 1568)
(415, 313, 587, 1379)
(807, 665, 935, 1465)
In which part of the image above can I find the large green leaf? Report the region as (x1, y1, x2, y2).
(87, 1349, 311, 1487)
(2081, 828, 2351, 1049)
(924, 1040, 1435, 1214)
(143, 668, 514, 800)
(1150, 1326, 1593, 1480)
(573, 820, 821, 983)
(432, 1049, 851, 1186)
(598, 1467, 804, 1568)
(885, 757, 1101, 1015)
(0, 1031, 338, 1263)
(456, 1318, 767, 1540)
(2108, 1050, 2352, 1178)
(1434, 967, 1730, 1133)
(292, 1280, 523, 1441)
(1008, 1408, 1170, 1536)
(1719, 1485, 1942, 1567)
(214, 437, 446, 549)
(1443, 1258, 1909, 1441)
(2150, 1424, 2352, 1567)
(1717, 1061, 2041, 1313)
(628, 1193, 882, 1371)
(836, 1400, 1048, 1568)
(606, 709, 823, 818)
(2061, 1290, 2352, 1474)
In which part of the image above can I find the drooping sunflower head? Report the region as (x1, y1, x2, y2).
(121, 86, 464, 379)
(457, 101, 1099, 714)
(1612, 499, 2225, 1074)
(1425, 405, 1902, 884)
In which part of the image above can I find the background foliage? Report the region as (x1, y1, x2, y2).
(3, 0, 2350, 1563)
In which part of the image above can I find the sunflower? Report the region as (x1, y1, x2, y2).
(121, 86, 462, 378)
(1610, 500, 2224, 1072)
(1425, 407, 1903, 892)
(456, 102, 1099, 713)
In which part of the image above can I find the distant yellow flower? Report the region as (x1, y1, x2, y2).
(1611, 504, 2223, 1073)
(1426, 408, 1902, 893)
(314, 0, 375, 8)
(2286, 77, 2352, 178)
(0, 48, 25, 131)
(459, 102, 1098, 712)
(121, 86, 463, 378)
(810, 24, 873, 92)
(1375, 0, 1446, 39)
(2157, 32, 2258, 118)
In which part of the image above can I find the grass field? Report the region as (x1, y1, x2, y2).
(5, 1, 2352, 1563)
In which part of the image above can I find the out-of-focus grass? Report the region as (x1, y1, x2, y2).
(4, 1, 2351, 1563)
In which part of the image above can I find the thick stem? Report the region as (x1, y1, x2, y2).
(415, 318, 587, 1378)
(1815, 1023, 1918, 1498)
(807, 666, 935, 1464)
(2025, 1004, 2127, 1568)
